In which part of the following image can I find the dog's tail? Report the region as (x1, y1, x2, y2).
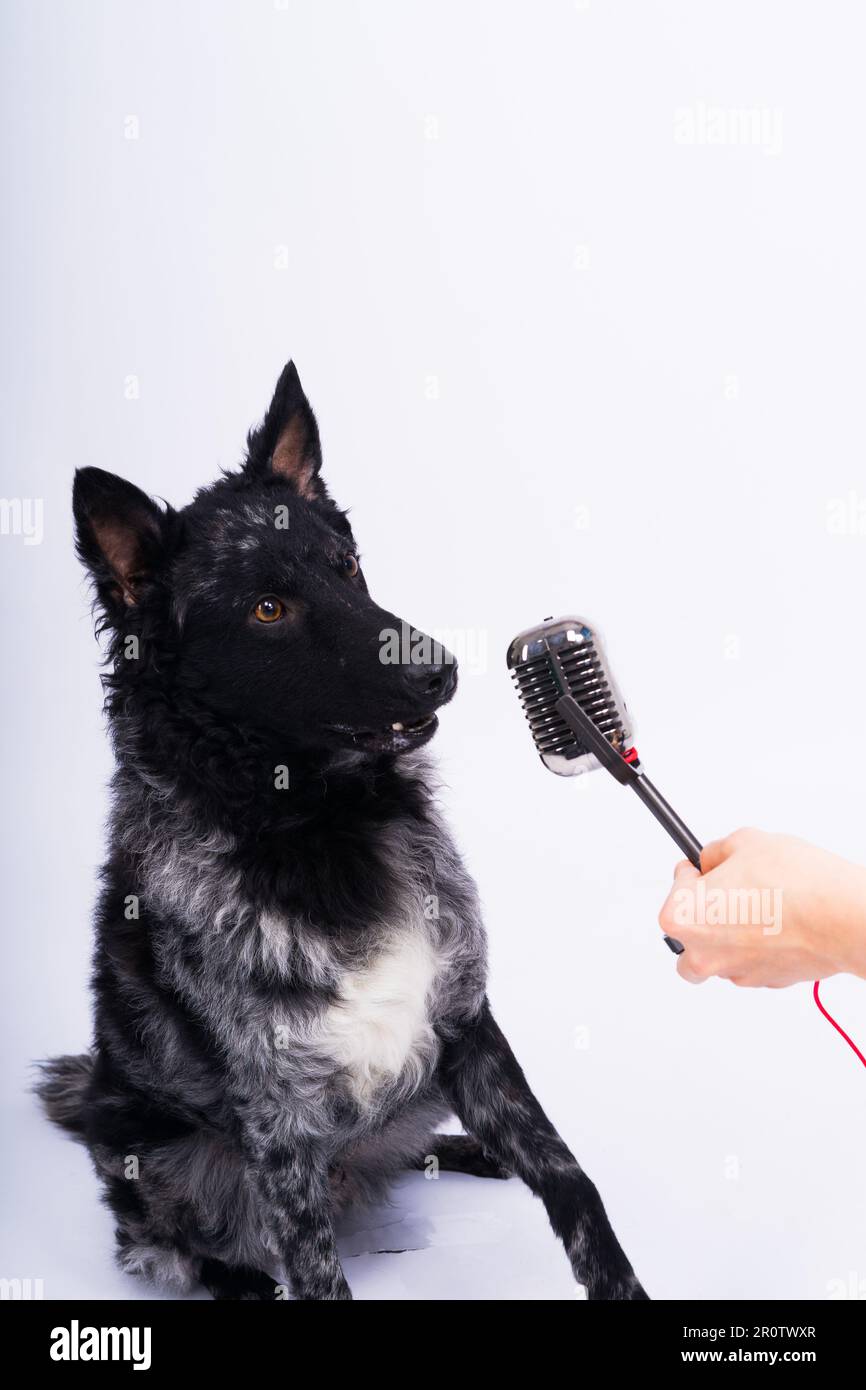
(34, 1052, 93, 1140)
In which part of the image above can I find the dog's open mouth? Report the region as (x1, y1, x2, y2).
(329, 713, 439, 754)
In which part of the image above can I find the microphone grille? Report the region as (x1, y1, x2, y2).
(506, 616, 633, 776)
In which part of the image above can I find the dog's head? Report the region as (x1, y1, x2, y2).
(73, 361, 457, 759)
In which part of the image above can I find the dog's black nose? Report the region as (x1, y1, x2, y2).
(402, 660, 458, 702)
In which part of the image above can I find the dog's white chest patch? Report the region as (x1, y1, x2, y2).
(318, 931, 440, 1104)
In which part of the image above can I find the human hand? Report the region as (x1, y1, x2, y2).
(657, 828, 866, 987)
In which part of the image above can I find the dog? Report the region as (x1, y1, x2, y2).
(37, 361, 647, 1300)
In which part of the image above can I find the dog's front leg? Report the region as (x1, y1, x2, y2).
(253, 1142, 351, 1301)
(439, 998, 647, 1300)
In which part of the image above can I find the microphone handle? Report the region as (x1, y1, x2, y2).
(630, 773, 702, 955)
(552, 697, 701, 957)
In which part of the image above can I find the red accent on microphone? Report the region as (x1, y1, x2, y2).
(623, 747, 640, 764)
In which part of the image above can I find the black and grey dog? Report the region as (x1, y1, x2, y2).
(38, 361, 646, 1301)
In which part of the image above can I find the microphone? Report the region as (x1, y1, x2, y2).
(506, 616, 703, 954)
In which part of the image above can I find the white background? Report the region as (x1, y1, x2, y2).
(2, 0, 865, 1300)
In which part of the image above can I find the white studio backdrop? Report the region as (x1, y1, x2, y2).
(2, 0, 865, 1299)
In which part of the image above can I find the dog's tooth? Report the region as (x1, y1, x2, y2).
(391, 722, 404, 732)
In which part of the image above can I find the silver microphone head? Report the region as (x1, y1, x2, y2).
(506, 616, 634, 776)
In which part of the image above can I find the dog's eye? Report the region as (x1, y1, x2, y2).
(253, 596, 284, 623)
(342, 554, 359, 578)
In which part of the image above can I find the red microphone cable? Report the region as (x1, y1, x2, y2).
(813, 981, 866, 1070)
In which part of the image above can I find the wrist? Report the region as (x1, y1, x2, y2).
(823, 862, 866, 980)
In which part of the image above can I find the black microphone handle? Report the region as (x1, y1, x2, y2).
(629, 773, 702, 955)
(551, 694, 701, 957)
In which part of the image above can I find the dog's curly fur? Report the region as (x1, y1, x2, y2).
(37, 361, 647, 1300)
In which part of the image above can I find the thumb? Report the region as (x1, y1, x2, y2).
(673, 858, 701, 884)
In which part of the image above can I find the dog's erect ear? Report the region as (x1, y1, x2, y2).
(73, 467, 168, 614)
(245, 360, 325, 499)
